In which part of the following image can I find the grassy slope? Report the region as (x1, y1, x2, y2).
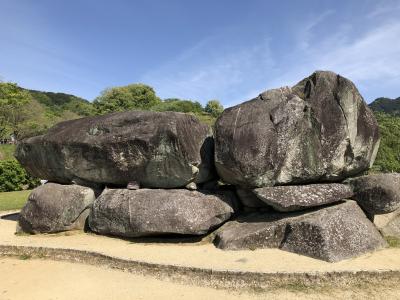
(0, 144, 16, 160)
(0, 190, 31, 211)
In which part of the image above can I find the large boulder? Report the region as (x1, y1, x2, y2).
(214, 71, 380, 188)
(15, 111, 215, 188)
(89, 189, 237, 237)
(347, 173, 400, 215)
(373, 209, 400, 238)
(214, 201, 386, 262)
(253, 183, 353, 212)
(18, 183, 95, 234)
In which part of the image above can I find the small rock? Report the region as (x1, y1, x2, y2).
(185, 182, 197, 190)
(127, 181, 140, 190)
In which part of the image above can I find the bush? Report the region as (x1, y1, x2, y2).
(0, 159, 40, 192)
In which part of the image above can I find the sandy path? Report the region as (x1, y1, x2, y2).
(1, 258, 400, 300)
(1, 212, 400, 274)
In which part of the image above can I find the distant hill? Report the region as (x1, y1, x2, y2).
(25, 88, 95, 117)
(0, 84, 96, 140)
(369, 97, 400, 116)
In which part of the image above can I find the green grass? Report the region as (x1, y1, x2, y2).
(0, 189, 31, 211)
(386, 236, 400, 248)
(0, 144, 16, 160)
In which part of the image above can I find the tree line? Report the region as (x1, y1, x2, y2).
(0, 82, 223, 141)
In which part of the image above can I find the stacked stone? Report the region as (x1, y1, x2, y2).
(15, 71, 400, 262)
(15, 111, 237, 237)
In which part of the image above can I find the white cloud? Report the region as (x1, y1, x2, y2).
(367, 0, 400, 18)
(261, 18, 400, 102)
(140, 36, 275, 106)
(141, 6, 400, 107)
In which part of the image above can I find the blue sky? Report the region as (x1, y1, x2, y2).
(1, 0, 400, 107)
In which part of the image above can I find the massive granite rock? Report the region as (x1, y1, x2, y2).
(18, 183, 95, 234)
(89, 189, 236, 237)
(253, 183, 353, 212)
(214, 71, 380, 188)
(214, 201, 386, 262)
(15, 111, 215, 188)
(347, 173, 400, 215)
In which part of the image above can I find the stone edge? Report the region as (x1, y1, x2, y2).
(1, 244, 399, 291)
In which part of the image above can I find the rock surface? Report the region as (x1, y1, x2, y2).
(214, 201, 386, 262)
(253, 183, 353, 212)
(15, 111, 215, 188)
(214, 71, 380, 188)
(347, 173, 400, 214)
(89, 189, 236, 237)
(18, 183, 95, 234)
(374, 209, 400, 238)
(236, 188, 270, 208)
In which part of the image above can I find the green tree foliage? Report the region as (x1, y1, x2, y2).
(93, 84, 161, 114)
(28, 89, 95, 116)
(0, 159, 40, 192)
(205, 100, 224, 117)
(372, 112, 400, 173)
(0, 82, 33, 139)
(152, 98, 204, 113)
(0, 82, 94, 140)
(369, 97, 400, 116)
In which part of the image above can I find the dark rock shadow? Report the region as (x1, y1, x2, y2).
(1, 213, 19, 221)
(87, 230, 210, 244)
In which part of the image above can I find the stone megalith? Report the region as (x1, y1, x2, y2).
(347, 173, 400, 215)
(214, 201, 387, 262)
(89, 188, 237, 237)
(15, 111, 215, 188)
(253, 183, 353, 212)
(214, 71, 380, 188)
(18, 183, 95, 233)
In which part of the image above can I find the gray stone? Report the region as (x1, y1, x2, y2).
(185, 182, 197, 190)
(15, 111, 215, 188)
(89, 189, 236, 238)
(253, 183, 353, 212)
(373, 209, 400, 238)
(18, 183, 95, 234)
(214, 201, 386, 262)
(127, 181, 140, 190)
(236, 188, 270, 208)
(347, 173, 400, 214)
(214, 71, 380, 188)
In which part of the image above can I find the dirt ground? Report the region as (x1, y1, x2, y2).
(1, 213, 400, 274)
(0, 257, 399, 300)
(2, 212, 400, 299)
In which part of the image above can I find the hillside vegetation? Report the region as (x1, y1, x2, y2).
(371, 112, 400, 173)
(0, 82, 221, 141)
(369, 97, 400, 116)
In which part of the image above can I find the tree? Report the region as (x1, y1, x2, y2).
(152, 98, 204, 114)
(0, 82, 33, 139)
(205, 100, 224, 117)
(93, 83, 161, 114)
(371, 112, 400, 173)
